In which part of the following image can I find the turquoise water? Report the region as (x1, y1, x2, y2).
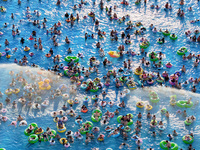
(0, 0, 200, 149)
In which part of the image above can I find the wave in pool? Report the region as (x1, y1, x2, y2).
(0, 64, 199, 150)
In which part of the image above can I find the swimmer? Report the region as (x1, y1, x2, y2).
(181, 65, 186, 72)
(167, 134, 173, 141)
(165, 140, 171, 148)
(8, 121, 17, 127)
(152, 131, 156, 137)
(183, 110, 187, 117)
(165, 111, 170, 118)
(147, 112, 151, 118)
(114, 109, 119, 115)
(186, 98, 192, 104)
(138, 112, 142, 118)
(119, 143, 130, 149)
(192, 86, 196, 92)
(62, 105, 67, 111)
(172, 130, 178, 136)
(17, 115, 24, 122)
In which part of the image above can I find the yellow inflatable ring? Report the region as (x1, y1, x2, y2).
(53, 117, 59, 123)
(134, 68, 143, 75)
(67, 100, 74, 105)
(136, 101, 144, 108)
(57, 125, 66, 133)
(24, 47, 30, 51)
(5, 89, 12, 95)
(59, 138, 67, 144)
(13, 88, 20, 94)
(146, 105, 153, 110)
(35, 129, 44, 135)
(6, 55, 11, 58)
(108, 51, 120, 58)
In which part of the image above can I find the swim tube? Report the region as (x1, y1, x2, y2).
(170, 34, 178, 40)
(134, 68, 143, 75)
(139, 41, 150, 49)
(59, 138, 67, 144)
(64, 56, 79, 62)
(117, 115, 133, 125)
(108, 51, 120, 58)
(136, 101, 144, 108)
(57, 124, 66, 133)
(182, 135, 194, 144)
(24, 47, 30, 51)
(80, 121, 93, 134)
(149, 91, 160, 103)
(177, 47, 187, 55)
(91, 109, 102, 122)
(176, 100, 193, 108)
(146, 105, 153, 110)
(28, 134, 38, 144)
(162, 31, 170, 36)
(149, 52, 158, 61)
(159, 140, 178, 150)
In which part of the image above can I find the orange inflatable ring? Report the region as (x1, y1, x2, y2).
(66, 19, 71, 22)
(45, 53, 51, 58)
(81, 109, 88, 113)
(29, 37, 34, 40)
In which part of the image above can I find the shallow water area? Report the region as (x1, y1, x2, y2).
(0, 64, 199, 150)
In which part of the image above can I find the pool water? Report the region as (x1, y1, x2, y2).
(0, 0, 200, 149)
(0, 64, 200, 150)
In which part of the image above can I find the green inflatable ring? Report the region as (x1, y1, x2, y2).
(170, 35, 178, 40)
(91, 109, 102, 122)
(50, 130, 57, 138)
(160, 140, 178, 150)
(24, 128, 35, 136)
(162, 31, 170, 36)
(127, 113, 133, 119)
(177, 47, 187, 55)
(65, 56, 79, 62)
(150, 120, 157, 125)
(24, 123, 38, 136)
(149, 52, 158, 61)
(28, 134, 38, 144)
(90, 86, 99, 92)
(161, 108, 167, 114)
(64, 69, 79, 77)
(108, 70, 113, 75)
(157, 40, 164, 44)
(149, 91, 160, 103)
(0, 148, 6, 150)
(124, 126, 131, 132)
(117, 115, 133, 125)
(41, 135, 48, 142)
(117, 115, 122, 124)
(127, 120, 133, 125)
(139, 41, 150, 49)
(157, 77, 164, 83)
(184, 120, 192, 126)
(80, 121, 93, 134)
(150, 97, 160, 103)
(176, 100, 193, 108)
(119, 77, 127, 82)
(149, 91, 158, 97)
(182, 135, 194, 144)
